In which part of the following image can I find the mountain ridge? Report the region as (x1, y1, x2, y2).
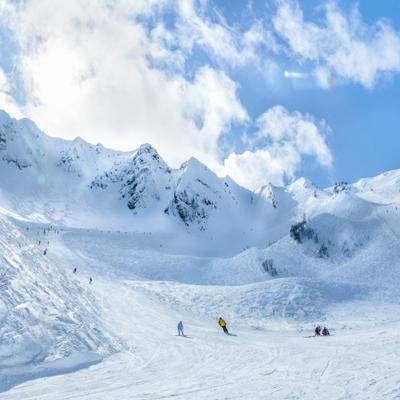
(1, 107, 400, 249)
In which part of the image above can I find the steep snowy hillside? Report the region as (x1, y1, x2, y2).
(0, 110, 131, 179)
(352, 169, 400, 204)
(90, 143, 174, 212)
(0, 110, 135, 226)
(90, 145, 281, 242)
(0, 215, 122, 391)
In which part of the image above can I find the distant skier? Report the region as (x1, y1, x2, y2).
(218, 317, 229, 335)
(89, 277, 93, 284)
(314, 325, 321, 336)
(43, 248, 47, 256)
(73, 267, 77, 274)
(322, 327, 330, 336)
(177, 321, 184, 336)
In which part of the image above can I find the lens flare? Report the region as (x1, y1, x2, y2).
(284, 70, 309, 79)
(313, 66, 334, 89)
(284, 67, 335, 90)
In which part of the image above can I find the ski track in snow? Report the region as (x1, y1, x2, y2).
(1, 275, 400, 399)
(1, 205, 400, 398)
(3, 314, 400, 399)
(1, 211, 400, 399)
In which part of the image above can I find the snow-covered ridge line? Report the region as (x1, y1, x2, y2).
(0, 110, 276, 236)
(1, 108, 399, 199)
(1, 107, 400, 238)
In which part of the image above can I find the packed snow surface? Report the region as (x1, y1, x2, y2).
(1, 110, 400, 399)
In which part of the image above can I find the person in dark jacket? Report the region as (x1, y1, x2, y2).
(177, 321, 184, 336)
(315, 325, 322, 336)
(322, 327, 330, 336)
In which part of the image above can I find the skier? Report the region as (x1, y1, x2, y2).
(43, 248, 47, 256)
(218, 317, 229, 334)
(314, 325, 321, 336)
(177, 321, 184, 336)
(322, 327, 330, 336)
(89, 277, 93, 284)
(73, 267, 77, 274)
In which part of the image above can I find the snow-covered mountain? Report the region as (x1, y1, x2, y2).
(2, 109, 399, 238)
(0, 111, 290, 251)
(1, 109, 400, 398)
(0, 110, 131, 177)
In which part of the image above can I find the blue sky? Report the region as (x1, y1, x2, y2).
(0, 0, 399, 190)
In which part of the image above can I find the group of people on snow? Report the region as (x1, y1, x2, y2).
(315, 325, 330, 336)
(178, 319, 330, 338)
(34, 223, 334, 341)
(72, 267, 93, 285)
(177, 317, 230, 337)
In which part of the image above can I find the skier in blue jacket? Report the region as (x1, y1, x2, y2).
(177, 321, 184, 336)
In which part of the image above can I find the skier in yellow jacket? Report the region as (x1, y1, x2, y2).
(218, 317, 229, 334)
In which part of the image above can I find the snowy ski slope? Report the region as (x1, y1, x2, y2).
(1, 110, 400, 399)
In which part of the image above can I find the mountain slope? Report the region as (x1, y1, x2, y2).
(0, 215, 122, 391)
(1, 109, 400, 397)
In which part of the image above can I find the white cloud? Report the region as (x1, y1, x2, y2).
(262, 59, 281, 88)
(164, 0, 277, 69)
(256, 105, 332, 167)
(180, 66, 248, 160)
(273, 1, 400, 88)
(2, 0, 247, 170)
(0, 68, 23, 118)
(223, 106, 332, 190)
(1, 0, 334, 192)
(224, 147, 299, 190)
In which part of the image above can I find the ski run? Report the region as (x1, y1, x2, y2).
(1, 110, 400, 399)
